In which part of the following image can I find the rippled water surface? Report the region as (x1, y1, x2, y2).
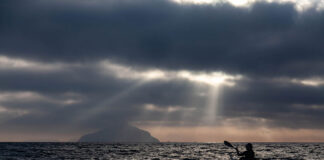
(0, 142, 323, 159)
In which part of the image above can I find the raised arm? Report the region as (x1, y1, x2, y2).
(235, 147, 244, 156)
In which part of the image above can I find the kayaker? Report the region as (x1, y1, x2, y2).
(235, 143, 255, 160)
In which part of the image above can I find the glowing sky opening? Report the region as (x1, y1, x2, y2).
(100, 59, 242, 86)
(172, 0, 324, 10)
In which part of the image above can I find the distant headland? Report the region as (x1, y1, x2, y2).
(79, 124, 159, 143)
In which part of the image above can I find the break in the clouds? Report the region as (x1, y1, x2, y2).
(1, 0, 324, 141)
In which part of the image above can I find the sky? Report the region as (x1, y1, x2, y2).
(1, 0, 324, 142)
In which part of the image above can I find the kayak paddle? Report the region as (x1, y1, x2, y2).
(224, 140, 234, 148)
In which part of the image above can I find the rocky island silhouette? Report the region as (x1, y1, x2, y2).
(79, 124, 159, 143)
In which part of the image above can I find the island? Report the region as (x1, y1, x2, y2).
(79, 124, 159, 143)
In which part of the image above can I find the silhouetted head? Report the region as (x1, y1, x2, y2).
(245, 143, 253, 151)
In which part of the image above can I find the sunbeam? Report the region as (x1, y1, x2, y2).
(77, 80, 147, 122)
(202, 85, 220, 125)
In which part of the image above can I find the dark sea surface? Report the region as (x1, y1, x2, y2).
(0, 142, 323, 160)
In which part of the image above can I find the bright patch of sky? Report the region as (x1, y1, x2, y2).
(291, 78, 324, 86)
(144, 104, 196, 113)
(0, 55, 66, 72)
(99, 60, 242, 87)
(172, 0, 324, 11)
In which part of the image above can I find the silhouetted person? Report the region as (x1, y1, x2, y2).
(235, 143, 255, 160)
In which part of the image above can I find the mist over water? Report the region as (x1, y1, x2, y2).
(1, 142, 323, 159)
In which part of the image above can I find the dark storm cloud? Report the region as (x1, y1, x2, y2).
(0, 66, 128, 93)
(1, 0, 324, 78)
(219, 78, 324, 129)
(1, 0, 324, 137)
(222, 78, 324, 106)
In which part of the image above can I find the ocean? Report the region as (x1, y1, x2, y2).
(0, 142, 323, 159)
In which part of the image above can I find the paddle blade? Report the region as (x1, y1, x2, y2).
(224, 141, 234, 148)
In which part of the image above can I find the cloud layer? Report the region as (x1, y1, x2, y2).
(1, 0, 324, 141)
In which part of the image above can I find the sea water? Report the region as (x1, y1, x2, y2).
(0, 142, 323, 159)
